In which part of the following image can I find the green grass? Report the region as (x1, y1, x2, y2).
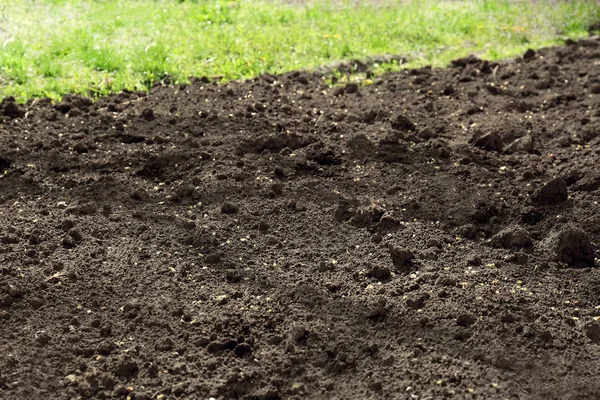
(0, 0, 598, 101)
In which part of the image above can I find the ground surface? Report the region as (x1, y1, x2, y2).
(1, 37, 600, 400)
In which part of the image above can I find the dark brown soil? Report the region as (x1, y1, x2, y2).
(2, 37, 600, 400)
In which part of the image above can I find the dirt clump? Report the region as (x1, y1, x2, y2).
(531, 178, 569, 205)
(547, 225, 596, 267)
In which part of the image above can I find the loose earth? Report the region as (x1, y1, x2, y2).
(1, 37, 600, 399)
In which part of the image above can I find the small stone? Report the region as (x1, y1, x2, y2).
(531, 178, 568, 206)
(221, 203, 239, 214)
(490, 226, 533, 249)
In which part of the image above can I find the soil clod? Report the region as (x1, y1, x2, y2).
(469, 131, 503, 152)
(531, 178, 568, 206)
(221, 203, 239, 214)
(389, 246, 415, 272)
(549, 225, 595, 267)
(390, 114, 416, 132)
(491, 226, 533, 249)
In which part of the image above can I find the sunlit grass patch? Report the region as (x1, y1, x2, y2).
(0, 0, 598, 101)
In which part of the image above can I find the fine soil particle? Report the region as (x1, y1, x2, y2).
(1, 37, 600, 399)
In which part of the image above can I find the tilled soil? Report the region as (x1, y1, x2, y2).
(1, 37, 600, 400)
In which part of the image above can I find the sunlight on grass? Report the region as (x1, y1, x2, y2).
(0, 0, 598, 101)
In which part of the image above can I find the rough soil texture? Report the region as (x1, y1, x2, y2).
(2, 37, 600, 400)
